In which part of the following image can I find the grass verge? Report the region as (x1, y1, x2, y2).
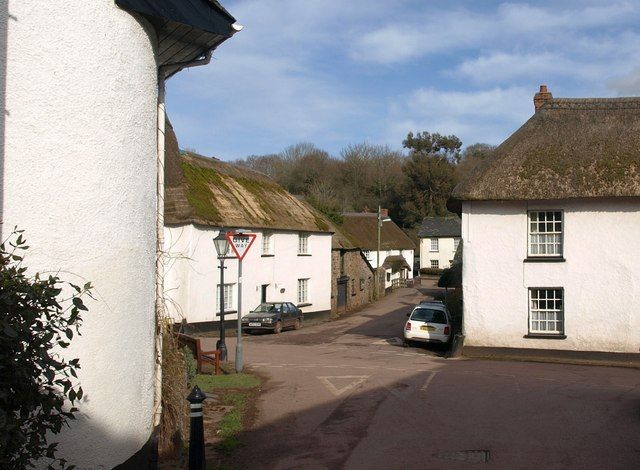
(194, 369, 263, 462)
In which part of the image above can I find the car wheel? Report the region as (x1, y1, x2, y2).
(273, 321, 282, 334)
(294, 318, 302, 330)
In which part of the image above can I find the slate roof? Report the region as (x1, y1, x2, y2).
(418, 217, 461, 238)
(450, 93, 640, 208)
(164, 120, 332, 233)
(340, 213, 416, 251)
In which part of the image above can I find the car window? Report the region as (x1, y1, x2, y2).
(410, 308, 447, 324)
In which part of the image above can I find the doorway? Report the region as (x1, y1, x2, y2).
(261, 284, 269, 303)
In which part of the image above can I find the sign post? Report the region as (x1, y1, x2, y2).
(226, 231, 257, 373)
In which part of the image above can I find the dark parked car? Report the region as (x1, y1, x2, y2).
(242, 302, 303, 334)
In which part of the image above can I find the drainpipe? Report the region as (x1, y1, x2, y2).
(153, 77, 166, 428)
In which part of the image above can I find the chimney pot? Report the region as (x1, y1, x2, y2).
(533, 84, 552, 112)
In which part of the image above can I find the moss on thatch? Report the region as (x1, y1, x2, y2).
(452, 97, 640, 203)
(164, 123, 333, 233)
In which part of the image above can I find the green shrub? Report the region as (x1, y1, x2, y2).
(0, 229, 92, 469)
(419, 267, 443, 275)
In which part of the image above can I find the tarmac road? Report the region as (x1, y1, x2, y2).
(203, 284, 640, 469)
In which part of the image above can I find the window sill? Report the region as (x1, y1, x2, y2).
(297, 253, 312, 257)
(261, 254, 275, 257)
(523, 334, 566, 340)
(297, 302, 312, 308)
(524, 257, 565, 263)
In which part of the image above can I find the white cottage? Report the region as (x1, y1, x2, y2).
(163, 124, 333, 329)
(418, 217, 461, 270)
(2, 0, 237, 467)
(450, 86, 640, 356)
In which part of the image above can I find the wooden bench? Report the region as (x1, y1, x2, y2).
(176, 333, 221, 375)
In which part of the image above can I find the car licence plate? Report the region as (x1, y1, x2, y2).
(420, 325, 436, 331)
(248, 322, 261, 327)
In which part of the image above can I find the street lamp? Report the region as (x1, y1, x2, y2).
(376, 205, 391, 299)
(213, 230, 229, 361)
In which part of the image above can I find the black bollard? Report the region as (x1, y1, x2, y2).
(187, 385, 207, 470)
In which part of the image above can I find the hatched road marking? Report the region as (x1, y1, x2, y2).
(317, 375, 370, 396)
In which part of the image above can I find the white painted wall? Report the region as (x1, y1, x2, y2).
(420, 237, 459, 270)
(164, 226, 333, 323)
(3, 1, 158, 467)
(462, 198, 640, 353)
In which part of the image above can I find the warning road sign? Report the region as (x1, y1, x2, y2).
(226, 231, 257, 261)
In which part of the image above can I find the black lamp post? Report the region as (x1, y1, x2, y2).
(213, 231, 229, 361)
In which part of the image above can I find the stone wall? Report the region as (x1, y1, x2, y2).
(331, 249, 376, 316)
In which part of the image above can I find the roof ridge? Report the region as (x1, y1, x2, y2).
(542, 97, 640, 110)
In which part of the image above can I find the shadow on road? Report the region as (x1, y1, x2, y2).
(218, 362, 640, 470)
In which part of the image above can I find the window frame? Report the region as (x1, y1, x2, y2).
(261, 232, 273, 255)
(453, 237, 461, 251)
(430, 259, 439, 269)
(298, 233, 310, 255)
(216, 283, 235, 313)
(527, 287, 565, 337)
(527, 210, 564, 259)
(297, 278, 309, 304)
(430, 238, 439, 252)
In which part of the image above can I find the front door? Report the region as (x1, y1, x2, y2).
(337, 278, 347, 311)
(261, 284, 269, 303)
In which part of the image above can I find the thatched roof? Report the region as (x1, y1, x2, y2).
(450, 93, 640, 209)
(418, 217, 461, 238)
(340, 213, 416, 251)
(382, 255, 411, 273)
(164, 121, 332, 233)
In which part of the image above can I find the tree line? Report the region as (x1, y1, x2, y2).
(234, 132, 495, 228)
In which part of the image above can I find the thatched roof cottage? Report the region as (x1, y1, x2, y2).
(450, 86, 640, 359)
(164, 122, 334, 328)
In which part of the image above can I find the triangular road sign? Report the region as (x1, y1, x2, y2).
(226, 231, 257, 261)
(317, 376, 369, 396)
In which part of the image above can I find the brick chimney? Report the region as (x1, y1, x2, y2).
(533, 85, 553, 111)
(380, 208, 389, 218)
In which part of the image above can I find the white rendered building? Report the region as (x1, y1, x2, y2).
(1, 1, 237, 467)
(418, 217, 461, 270)
(450, 86, 640, 355)
(163, 125, 333, 327)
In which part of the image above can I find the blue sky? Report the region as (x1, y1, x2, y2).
(166, 0, 640, 161)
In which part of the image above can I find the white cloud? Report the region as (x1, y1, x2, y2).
(349, 1, 640, 65)
(386, 87, 533, 147)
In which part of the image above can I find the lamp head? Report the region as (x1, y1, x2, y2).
(213, 231, 230, 258)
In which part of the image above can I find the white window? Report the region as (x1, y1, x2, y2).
(529, 288, 563, 334)
(430, 260, 439, 269)
(528, 211, 563, 257)
(363, 250, 370, 259)
(262, 233, 272, 255)
(298, 234, 309, 254)
(430, 238, 439, 252)
(454, 238, 461, 251)
(216, 283, 235, 312)
(297, 278, 309, 303)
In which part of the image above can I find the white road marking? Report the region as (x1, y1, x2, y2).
(317, 375, 370, 396)
(420, 371, 438, 392)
